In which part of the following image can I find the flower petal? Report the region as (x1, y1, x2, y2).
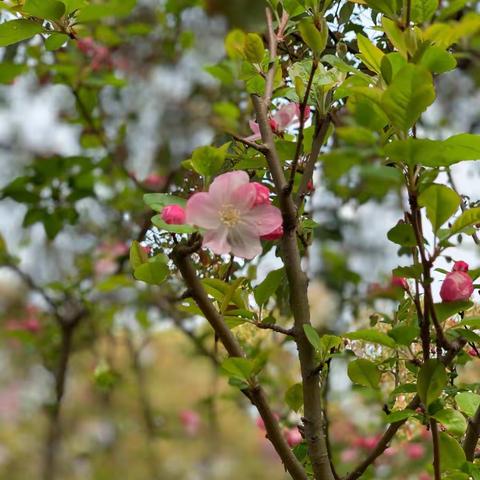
(203, 227, 230, 255)
(186, 192, 220, 229)
(228, 224, 263, 259)
(247, 204, 283, 235)
(209, 171, 250, 204)
(231, 183, 257, 212)
(273, 103, 299, 130)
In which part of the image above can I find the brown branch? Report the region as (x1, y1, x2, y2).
(230, 133, 268, 153)
(170, 244, 308, 480)
(430, 418, 441, 480)
(288, 60, 318, 192)
(251, 17, 335, 476)
(254, 322, 295, 336)
(295, 114, 331, 207)
(463, 403, 480, 461)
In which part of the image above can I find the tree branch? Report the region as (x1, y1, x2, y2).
(463, 403, 480, 461)
(170, 244, 308, 480)
(430, 418, 441, 480)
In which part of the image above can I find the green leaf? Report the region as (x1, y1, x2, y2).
(382, 17, 408, 57)
(388, 325, 420, 345)
(419, 45, 457, 73)
(191, 145, 227, 178)
(411, 0, 438, 23)
(76, 0, 136, 22)
(285, 383, 304, 412)
(318, 334, 342, 359)
(303, 324, 322, 350)
(366, 0, 398, 16)
(0, 62, 27, 84)
(455, 392, 480, 417)
(356, 33, 384, 74)
(433, 408, 467, 436)
(384, 408, 416, 423)
(45, 32, 69, 51)
(347, 359, 381, 389)
(129, 240, 148, 270)
(298, 18, 328, 57)
(449, 208, 480, 237)
(418, 184, 461, 232)
(221, 357, 254, 382)
(151, 215, 196, 234)
(387, 222, 417, 247)
(244, 33, 264, 63)
(254, 268, 285, 306)
(385, 134, 480, 167)
(417, 359, 447, 407)
(381, 64, 435, 131)
(438, 432, 466, 471)
(225, 29, 246, 59)
(133, 256, 169, 285)
(344, 328, 396, 348)
(23, 0, 65, 20)
(0, 19, 43, 47)
(143, 193, 186, 211)
(456, 317, 480, 329)
(393, 264, 422, 279)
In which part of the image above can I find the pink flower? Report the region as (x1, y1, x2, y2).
(468, 347, 479, 357)
(440, 267, 474, 302)
(261, 225, 284, 241)
(245, 103, 310, 142)
(144, 173, 166, 189)
(354, 435, 380, 449)
(419, 474, 431, 480)
(111, 242, 129, 257)
(77, 37, 96, 55)
(284, 427, 302, 447)
(186, 171, 282, 259)
(179, 410, 201, 436)
(251, 182, 271, 206)
(391, 276, 409, 291)
(406, 443, 425, 460)
(161, 205, 186, 225)
(453, 260, 469, 272)
(340, 448, 359, 463)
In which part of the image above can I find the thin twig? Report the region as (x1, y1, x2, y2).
(230, 133, 268, 153)
(254, 322, 295, 336)
(463, 404, 480, 460)
(430, 418, 441, 480)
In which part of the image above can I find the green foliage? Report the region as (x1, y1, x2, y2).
(23, 0, 66, 20)
(254, 268, 285, 306)
(417, 359, 447, 407)
(438, 432, 466, 471)
(191, 144, 228, 178)
(418, 184, 461, 232)
(347, 359, 381, 389)
(133, 255, 169, 285)
(381, 64, 435, 131)
(0, 19, 43, 47)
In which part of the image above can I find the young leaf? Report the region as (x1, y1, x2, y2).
(133, 256, 169, 285)
(298, 18, 328, 57)
(285, 383, 304, 412)
(387, 222, 417, 247)
(221, 357, 254, 382)
(303, 324, 322, 351)
(449, 207, 480, 237)
(381, 64, 435, 132)
(344, 329, 396, 348)
(455, 392, 480, 417)
(356, 34, 384, 74)
(438, 432, 466, 471)
(433, 408, 467, 436)
(129, 240, 148, 270)
(0, 19, 43, 47)
(254, 268, 285, 306)
(244, 33, 264, 63)
(417, 359, 447, 407)
(411, 0, 438, 23)
(191, 145, 227, 178)
(418, 184, 461, 232)
(23, 0, 66, 20)
(347, 359, 381, 389)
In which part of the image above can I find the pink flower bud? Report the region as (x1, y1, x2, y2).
(284, 427, 302, 447)
(406, 443, 425, 460)
(179, 409, 201, 436)
(391, 276, 409, 291)
(161, 205, 186, 225)
(453, 260, 469, 272)
(251, 182, 271, 206)
(440, 271, 474, 302)
(77, 37, 95, 54)
(261, 225, 284, 241)
(144, 173, 165, 189)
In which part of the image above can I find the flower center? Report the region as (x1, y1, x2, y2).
(219, 204, 240, 227)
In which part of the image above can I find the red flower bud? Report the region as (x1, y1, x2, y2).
(251, 182, 271, 206)
(453, 260, 469, 272)
(161, 205, 186, 225)
(440, 271, 474, 303)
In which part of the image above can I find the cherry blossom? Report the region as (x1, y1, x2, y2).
(186, 171, 282, 259)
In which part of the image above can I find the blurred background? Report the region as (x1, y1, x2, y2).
(0, 0, 479, 479)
